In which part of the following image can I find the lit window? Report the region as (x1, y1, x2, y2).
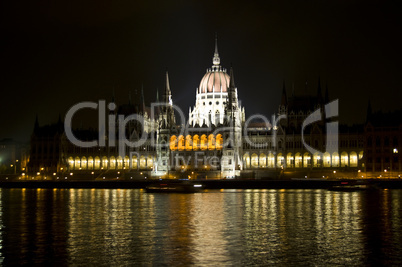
(393, 148, 398, 154)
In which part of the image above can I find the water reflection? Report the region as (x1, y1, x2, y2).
(0, 188, 401, 265)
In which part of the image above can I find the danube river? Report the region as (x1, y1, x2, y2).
(0, 188, 401, 265)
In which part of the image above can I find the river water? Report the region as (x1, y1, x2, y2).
(0, 188, 401, 265)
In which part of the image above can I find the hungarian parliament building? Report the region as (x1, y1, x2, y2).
(27, 40, 401, 179)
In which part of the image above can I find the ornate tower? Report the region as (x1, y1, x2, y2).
(189, 36, 242, 127)
(154, 71, 176, 176)
(221, 67, 243, 178)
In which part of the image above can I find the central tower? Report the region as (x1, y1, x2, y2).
(189, 37, 244, 127)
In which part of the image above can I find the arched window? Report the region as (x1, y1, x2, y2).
(186, 135, 193, 151)
(131, 155, 138, 169)
(341, 152, 348, 167)
(268, 153, 275, 168)
(94, 156, 100, 170)
(313, 153, 320, 168)
(74, 157, 80, 170)
(277, 153, 284, 168)
(286, 153, 293, 168)
(81, 157, 87, 170)
(87, 157, 94, 170)
(251, 153, 258, 168)
(193, 135, 200, 151)
(295, 153, 302, 168)
(102, 156, 108, 169)
(216, 134, 223, 150)
(170, 135, 177, 151)
(303, 153, 311, 168)
(147, 156, 153, 169)
(208, 134, 215, 150)
(110, 156, 116, 169)
(332, 152, 339, 167)
(178, 135, 185, 151)
(350, 151, 357, 167)
(323, 152, 331, 167)
(243, 154, 250, 169)
(116, 156, 123, 169)
(200, 135, 207, 150)
(140, 156, 146, 169)
(259, 153, 266, 168)
(68, 157, 74, 169)
(124, 156, 130, 169)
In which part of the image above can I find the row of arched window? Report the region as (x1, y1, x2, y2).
(67, 155, 154, 170)
(170, 134, 223, 151)
(243, 151, 364, 169)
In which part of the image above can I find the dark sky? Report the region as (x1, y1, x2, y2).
(1, 0, 401, 142)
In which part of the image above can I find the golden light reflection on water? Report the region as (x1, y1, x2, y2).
(0, 189, 401, 265)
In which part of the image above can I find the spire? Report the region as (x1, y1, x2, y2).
(228, 66, 236, 108)
(325, 83, 329, 103)
(212, 33, 220, 66)
(140, 84, 145, 114)
(281, 80, 287, 106)
(161, 71, 175, 128)
(225, 66, 238, 128)
(229, 65, 236, 88)
(155, 88, 160, 115)
(164, 71, 172, 105)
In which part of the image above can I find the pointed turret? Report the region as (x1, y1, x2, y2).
(281, 80, 287, 106)
(224, 66, 239, 128)
(163, 71, 172, 105)
(160, 71, 175, 128)
(227, 66, 236, 109)
(212, 33, 220, 66)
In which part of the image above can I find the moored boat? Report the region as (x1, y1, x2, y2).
(328, 181, 374, 192)
(145, 180, 204, 193)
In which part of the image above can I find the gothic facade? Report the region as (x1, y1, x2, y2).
(27, 39, 382, 179)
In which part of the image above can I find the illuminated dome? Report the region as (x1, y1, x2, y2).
(199, 68, 229, 93)
(198, 36, 230, 94)
(189, 36, 245, 129)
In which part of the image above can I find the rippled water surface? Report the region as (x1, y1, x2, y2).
(0, 188, 401, 265)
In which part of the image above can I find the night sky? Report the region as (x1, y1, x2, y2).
(1, 0, 401, 142)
